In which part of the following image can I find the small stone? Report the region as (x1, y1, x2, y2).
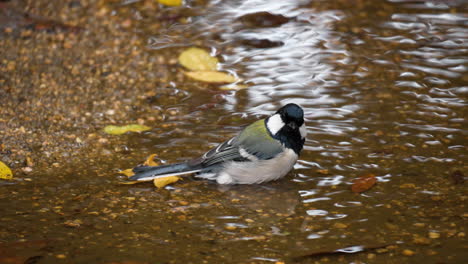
(402, 249, 415, 256)
(177, 215, 187, 221)
(98, 138, 109, 144)
(333, 223, 348, 229)
(413, 236, 431, 245)
(121, 19, 132, 28)
(316, 169, 329, 175)
(22, 167, 33, 173)
(400, 183, 416, 189)
(56, 254, 66, 259)
(429, 232, 440, 239)
(225, 225, 237, 231)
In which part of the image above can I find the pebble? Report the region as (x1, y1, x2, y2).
(225, 225, 237, 231)
(402, 249, 415, 256)
(429, 232, 440, 239)
(333, 223, 348, 229)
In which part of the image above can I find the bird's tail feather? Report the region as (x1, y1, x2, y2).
(129, 163, 201, 181)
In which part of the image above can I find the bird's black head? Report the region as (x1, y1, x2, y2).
(266, 103, 306, 155)
(276, 103, 304, 130)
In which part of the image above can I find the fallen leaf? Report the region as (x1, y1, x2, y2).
(239, 38, 284, 48)
(450, 170, 464, 185)
(118, 181, 141, 185)
(351, 173, 376, 193)
(118, 169, 135, 177)
(143, 154, 159, 166)
(154, 176, 181, 188)
(178, 47, 218, 71)
(0, 161, 13, 180)
(104, 124, 151, 135)
(157, 0, 182, 7)
(237, 12, 292, 28)
(184, 71, 237, 83)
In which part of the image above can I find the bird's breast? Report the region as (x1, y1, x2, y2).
(221, 148, 298, 184)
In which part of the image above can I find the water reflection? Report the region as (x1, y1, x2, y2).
(146, 0, 466, 261)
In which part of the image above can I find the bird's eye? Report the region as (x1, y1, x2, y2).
(288, 122, 298, 129)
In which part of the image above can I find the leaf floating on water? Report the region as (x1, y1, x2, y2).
(184, 71, 238, 83)
(143, 154, 159, 166)
(104, 124, 151, 135)
(0, 161, 13, 180)
(157, 0, 183, 7)
(351, 173, 377, 193)
(154, 176, 181, 189)
(178, 47, 218, 71)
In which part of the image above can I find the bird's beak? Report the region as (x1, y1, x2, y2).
(288, 122, 298, 130)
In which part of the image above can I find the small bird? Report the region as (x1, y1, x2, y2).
(129, 103, 307, 184)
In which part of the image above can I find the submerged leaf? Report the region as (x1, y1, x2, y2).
(118, 168, 135, 177)
(118, 180, 141, 185)
(104, 124, 151, 135)
(157, 0, 182, 6)
(184, 71, 237, 83)
(0, 161, 13, 180)
(154, 176, 181, 188)
(237, 12, 291, 28)
(351, 173, 377, 193)
(178, 47, 218, 71)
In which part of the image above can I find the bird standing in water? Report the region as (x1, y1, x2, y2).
(129, 103, 306, 184)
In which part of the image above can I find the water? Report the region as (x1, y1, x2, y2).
(1, 0, 467, 263)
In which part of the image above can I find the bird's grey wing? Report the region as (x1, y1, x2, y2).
(189, 119, 284, 168)
(188, 137, 247, 168)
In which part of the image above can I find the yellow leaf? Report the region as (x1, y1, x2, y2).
(118, 180, 142, 185)
(118, 168, 135, 177)
(184, 71, 238, 83)
(104, 124, 151, 135)
(157, 0, 182, 6)
(178, 47, 218, 71)
(154, 176, 181, 188)
(144, 154, 159, 166)
(0, 161, 13, 180)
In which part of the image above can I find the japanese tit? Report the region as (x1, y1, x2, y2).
(129, 103, 307, 184)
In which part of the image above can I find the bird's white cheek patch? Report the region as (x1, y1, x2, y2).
(266, 114, 284, 135)
(299, 124, 307, 139)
